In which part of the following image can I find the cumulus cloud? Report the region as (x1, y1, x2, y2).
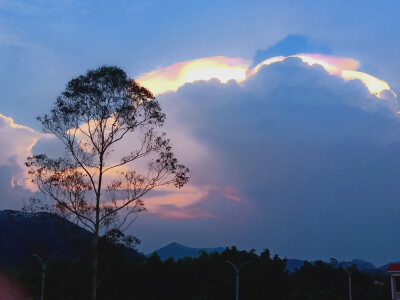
(0, 114, 42, 185)
(0, 113, 44, 207)
(137, 57, 400, 264)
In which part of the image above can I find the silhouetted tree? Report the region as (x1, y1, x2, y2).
(26, 66, 189, 300)
(15, 245, 390, 299)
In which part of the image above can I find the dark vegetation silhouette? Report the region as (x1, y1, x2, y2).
(24, 66, 189, 300)
(3, 210, 389, 299)
(12, 246, 389, 300)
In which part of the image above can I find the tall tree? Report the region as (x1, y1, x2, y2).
(26, 66, 189, 300)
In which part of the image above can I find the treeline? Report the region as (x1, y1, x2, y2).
(13, 244, 390, 300)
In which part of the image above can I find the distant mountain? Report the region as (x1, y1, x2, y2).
(149, 242, 225, 261)
(339, 259, 376, 271)
(0, 210, 142, 269)
(286, 258, 378, 273)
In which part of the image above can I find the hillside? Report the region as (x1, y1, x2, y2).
(149, 242, 225, 261)
(0, 210, 94, 269)
(286, 258, 377, 273)
(0, 210, 142, 269)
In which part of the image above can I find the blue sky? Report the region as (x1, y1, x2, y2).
(1, 0, 400, 265)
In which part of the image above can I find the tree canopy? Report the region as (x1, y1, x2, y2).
(26, 66, 189, 299)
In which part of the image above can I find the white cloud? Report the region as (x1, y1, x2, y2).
(0, 113, 43, 188)
(0, 113, 49, 208)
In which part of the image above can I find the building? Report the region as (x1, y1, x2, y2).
(388, 264, 400, 300)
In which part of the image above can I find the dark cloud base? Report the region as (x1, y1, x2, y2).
(141, 58, 400, 265)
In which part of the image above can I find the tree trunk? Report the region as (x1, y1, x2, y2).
(92, 152, 103, 300)
(91, 228, 99, 300)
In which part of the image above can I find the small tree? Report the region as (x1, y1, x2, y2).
(26, 66, 189, 300)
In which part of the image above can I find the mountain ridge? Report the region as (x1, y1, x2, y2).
(150, 241, 394, 274)
(0, 209, 143, 269)
(148, 242, 225, 261)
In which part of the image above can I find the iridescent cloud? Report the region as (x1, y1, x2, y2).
(138, 54, 396, 102)
(284, 54, 393, 97)
(137, 56, 250, 95)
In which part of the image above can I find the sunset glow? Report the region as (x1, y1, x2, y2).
(248, 56, 286, 75)
(107, 184, 241, 219)
(293, 54, 360, 74)
(253, 53, 394, 98)
(137, 56, 249, 95)
(138, 54, 395, 100)
(341, 70, 391, 95)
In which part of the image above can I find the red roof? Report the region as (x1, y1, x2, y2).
(388, 264, 400, 272)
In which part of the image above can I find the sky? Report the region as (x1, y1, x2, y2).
(0, 0, 400, 266)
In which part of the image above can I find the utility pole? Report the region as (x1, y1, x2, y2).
(347, 266, 355, 300)
(225, 260, 251, 300)
(348, 272, 352, 300)
(33, 254, 47, 300)
(33, 253, 57, 300)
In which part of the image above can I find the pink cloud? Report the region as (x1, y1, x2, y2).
(145, 185, 242, 219)
(152, 207, 216, 220)
(222, 186, 242, 202)
(137, 56, 250, 95)
(106, 184, 242, 220)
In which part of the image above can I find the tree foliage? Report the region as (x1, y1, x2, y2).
(25, 66, 189, 299)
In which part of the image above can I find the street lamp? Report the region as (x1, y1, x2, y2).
(225, 260, 251, 300)
(33, 254, 48, 300)
(348, 272, 352, 300)
(346, 266, 356, 300)
(33, 252, 58, 300)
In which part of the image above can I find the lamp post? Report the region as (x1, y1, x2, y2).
(348, 273, 352, 300)
(346, 265, 356, 300)
(33, 253, 57, 300)
(33, 254, 48, 300)
(225, 260, 251, 300)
